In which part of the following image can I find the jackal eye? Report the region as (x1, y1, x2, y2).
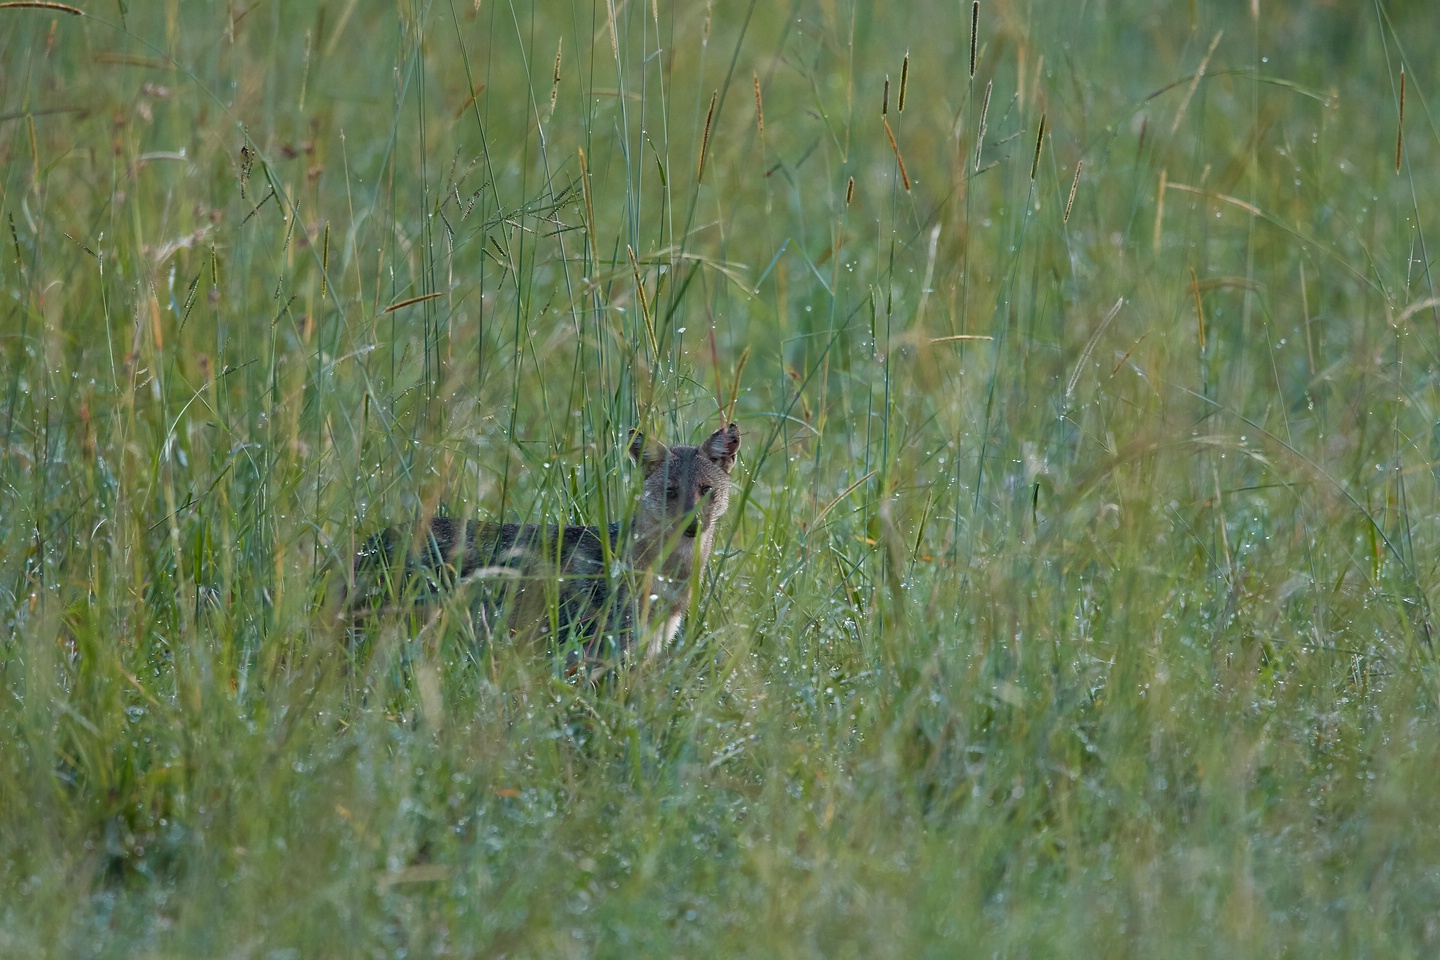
(666, 486, 679, 499)
(699, 484, 713, 497)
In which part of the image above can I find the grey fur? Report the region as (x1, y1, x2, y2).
(354, 423, 741, 663)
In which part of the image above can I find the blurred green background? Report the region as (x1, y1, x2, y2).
(3, 0, 1439, 955)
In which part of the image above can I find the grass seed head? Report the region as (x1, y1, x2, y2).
(698, 90, 717, 183)
(970, 1, 979, 77)
(1064, 161, 1082, 223)
(754, 71, 764, 135)
(1030, 112, 1046, 180)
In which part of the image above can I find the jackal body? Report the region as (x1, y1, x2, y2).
(356, 424, 740, 660)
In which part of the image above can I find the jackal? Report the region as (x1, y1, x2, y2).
(354, 423, 741, 662)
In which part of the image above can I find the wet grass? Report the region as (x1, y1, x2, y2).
(3, 1, 1439, 956)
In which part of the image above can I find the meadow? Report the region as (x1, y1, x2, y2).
(2, 0, 1439, 955)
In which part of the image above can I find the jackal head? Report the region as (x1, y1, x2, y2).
(627, 423, 741, 575)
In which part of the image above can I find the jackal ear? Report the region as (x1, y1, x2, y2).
(702, 422, 741, 472)
(627, 429, 667, 467)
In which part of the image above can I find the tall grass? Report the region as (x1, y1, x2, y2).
(2, 0, 1439, 955)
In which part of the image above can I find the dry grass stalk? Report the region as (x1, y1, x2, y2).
(1396, 66, 1405, 173)
(899, 52, 909, 112)
(1170, 30, 1222, 137)
(1108, 333, 1149, 377)
(1190, 267, 1206, 350)
(883, 118, 911, 190)
(1166, 180, 1261, 216)
(1153, 168, 1166, 252)
(28, 115, 39, 188)
(0, 1, 82, 11)
(1064, 297, 1124, 403)
(628, 245, 658, 354)
(1300, 261, 1315, 377)
(974, 80, 991, 172)
(579, 148, 598, 253)
(719, 343, 749, 423)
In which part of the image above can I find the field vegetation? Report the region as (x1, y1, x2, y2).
(3, 0, 1439, 955)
